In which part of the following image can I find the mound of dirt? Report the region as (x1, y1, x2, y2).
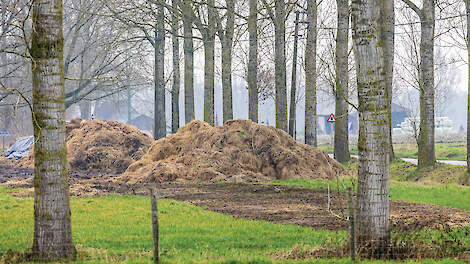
(16, 119, 154, 172)
(121, 119, 344, 184)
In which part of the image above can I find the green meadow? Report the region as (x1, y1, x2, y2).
(1, 173, 470, 264)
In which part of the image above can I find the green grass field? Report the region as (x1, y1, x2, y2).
(1, 176, 470, 263)
(0, 186, 344, 264)
(394, 143, 466, 161)
(317, 143, 466, 161)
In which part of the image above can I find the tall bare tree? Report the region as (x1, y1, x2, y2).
(351, 0, 391, 251)
(30, 0, 76, 259)
(193, 0, 216, 126)
(182, 0, 195, 123)
(401, 0, 436, 168)
(262, 0, 288, 131)
(274, 0, 287, 131)
(154, 3, 166, 139)
(216, 0, 235, 123)
(465, 0, 470, 173)
(305, 0, 317, 146)
(172, 0, 180, 133)
(382, 0, 395, 160)
(333, 0, 350, 162)
(248, 0, 258, 123)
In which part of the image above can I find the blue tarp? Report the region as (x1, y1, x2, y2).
(5, 136, 34, 159)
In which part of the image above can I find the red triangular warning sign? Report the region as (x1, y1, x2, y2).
(327, 113, 336, 123)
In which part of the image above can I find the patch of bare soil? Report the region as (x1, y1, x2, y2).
(14, 119, 154, 173)
(122, 120, 344, 184)
(2, 166, 469, 230)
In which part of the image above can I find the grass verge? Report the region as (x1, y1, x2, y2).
(317, 143, 466, 161)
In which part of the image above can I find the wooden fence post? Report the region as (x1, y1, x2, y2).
(348, 187, 356, 261)
(150, 188, 160, 264)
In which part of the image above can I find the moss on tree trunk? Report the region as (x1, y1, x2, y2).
(31, 0, 76, 260)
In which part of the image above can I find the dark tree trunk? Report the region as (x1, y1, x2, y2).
(221, 0, 234, 123)
(334, 0, 350, 163)
(154, 6, 166, 140)
(31, 0, 76, 260)
(182, 1, 195, 123)
(248, 0, 258, 123)
(172, 0, 180, 133)
(466, 0, 470, 173)
(274, 0, 287, 132)
(305, 0, 317, 146)
(203, 0, 216, 126)
(381, 0, 395, 161)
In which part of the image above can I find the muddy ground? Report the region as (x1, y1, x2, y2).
(1, 163, 469, 231)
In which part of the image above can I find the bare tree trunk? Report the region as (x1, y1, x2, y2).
(203, 0, 216, 126)
(466, 0, 470, 173)
(203, 38, 215, 125)
(31, 0, 76, 260)
(221, 0, 234, 123)
(401, 0, 436, 168)
(334, 0, 350, 163)
(288, 11, 300, 137)
(154, 6, 166, 140)
(275, 0, 287, 131)
(248, 0, 258, 123)
(418, 0, 436, 168)
(305, 0, 317, 146)
(381, 0, 395, 161)
(182, 1, 195, 123)
(172, 0, 180, 133)
(351, 0, 390, 252)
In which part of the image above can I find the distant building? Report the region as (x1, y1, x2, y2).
(390, 103, 409, 129)
(393, 116, 454, 135)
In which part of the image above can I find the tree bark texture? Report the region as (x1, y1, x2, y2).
(182, 1, 195, 124)
(351, 0, 391, 251)
(248, 0, 258, 123)
(172, 0, 180, 134)
(334, 0, 350, 163)
(305, 0, 317, 146)
(417, 0, 436, 168)
(220, 0, 234, 123)
(203, 0, 216, 126)
(466, 0, 470, 173)
(31, 0, 76, 260)
(288, 11, 300, 137)
(381, 0, 395, 161)
(275, 0, 287, 132)
(154, 6, 166, 140)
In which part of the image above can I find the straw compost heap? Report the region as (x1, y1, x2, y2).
(16, 119, 154, 172)
(121, 120, 344, 184)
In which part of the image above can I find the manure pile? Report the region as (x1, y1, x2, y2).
(16, 119, 154, 172)
(121, 120, 344, 184)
